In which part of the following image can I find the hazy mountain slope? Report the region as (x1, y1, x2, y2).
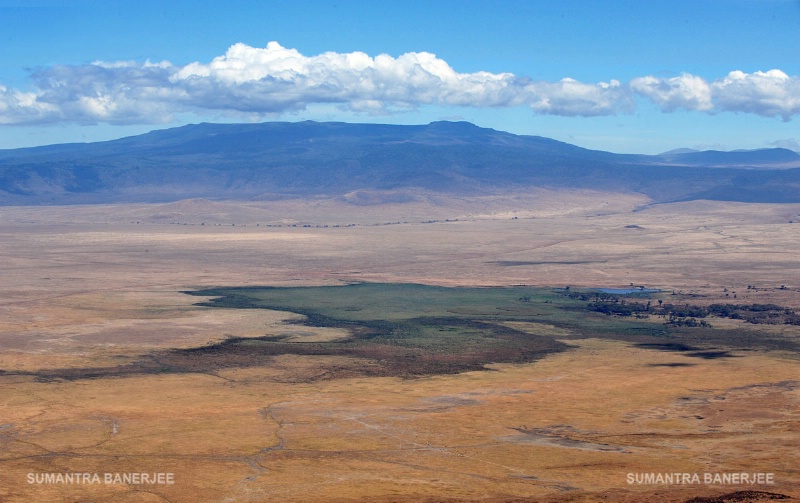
(654, 148, 800, 166)
(1, 121, 798, 205)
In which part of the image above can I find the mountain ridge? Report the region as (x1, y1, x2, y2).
(1, 120, 799, 205)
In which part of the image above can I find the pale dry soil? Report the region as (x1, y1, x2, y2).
(1, 193, 799, 502)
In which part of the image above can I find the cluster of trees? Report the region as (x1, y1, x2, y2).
(579, 294, 799, 327)
(664, 317, 712, 328)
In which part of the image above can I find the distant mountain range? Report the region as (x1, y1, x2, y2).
(1, 120, 799, 205)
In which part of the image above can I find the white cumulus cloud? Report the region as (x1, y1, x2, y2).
(630, 70, 800, 120)
(1, 42, 800, 126)
(630, 73, 713, 112)
(170, 42, 523, 113)
(527, 78, 632, 116)
(713, 69, 800, 121)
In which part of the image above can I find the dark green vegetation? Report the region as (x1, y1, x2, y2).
(5, 283, 798, 382)
(171, 283, 798, 376)
(569, 289, 800, 326)
(2, 120, 799, 205)
(185, 282, 671, 342)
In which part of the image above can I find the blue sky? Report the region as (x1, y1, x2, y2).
(1, 0, 799, 153)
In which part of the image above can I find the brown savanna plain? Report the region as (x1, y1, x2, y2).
(1, 190, 799, 502)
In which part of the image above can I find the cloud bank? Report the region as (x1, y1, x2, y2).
(1, 42, 799, 125)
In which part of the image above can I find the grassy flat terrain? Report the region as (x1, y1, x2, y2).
(0, 196, 798, 502)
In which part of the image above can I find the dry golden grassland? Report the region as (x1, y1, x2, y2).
(0, 192, 799, 502)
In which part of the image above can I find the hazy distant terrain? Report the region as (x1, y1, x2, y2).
(1, 120, 799, 205)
